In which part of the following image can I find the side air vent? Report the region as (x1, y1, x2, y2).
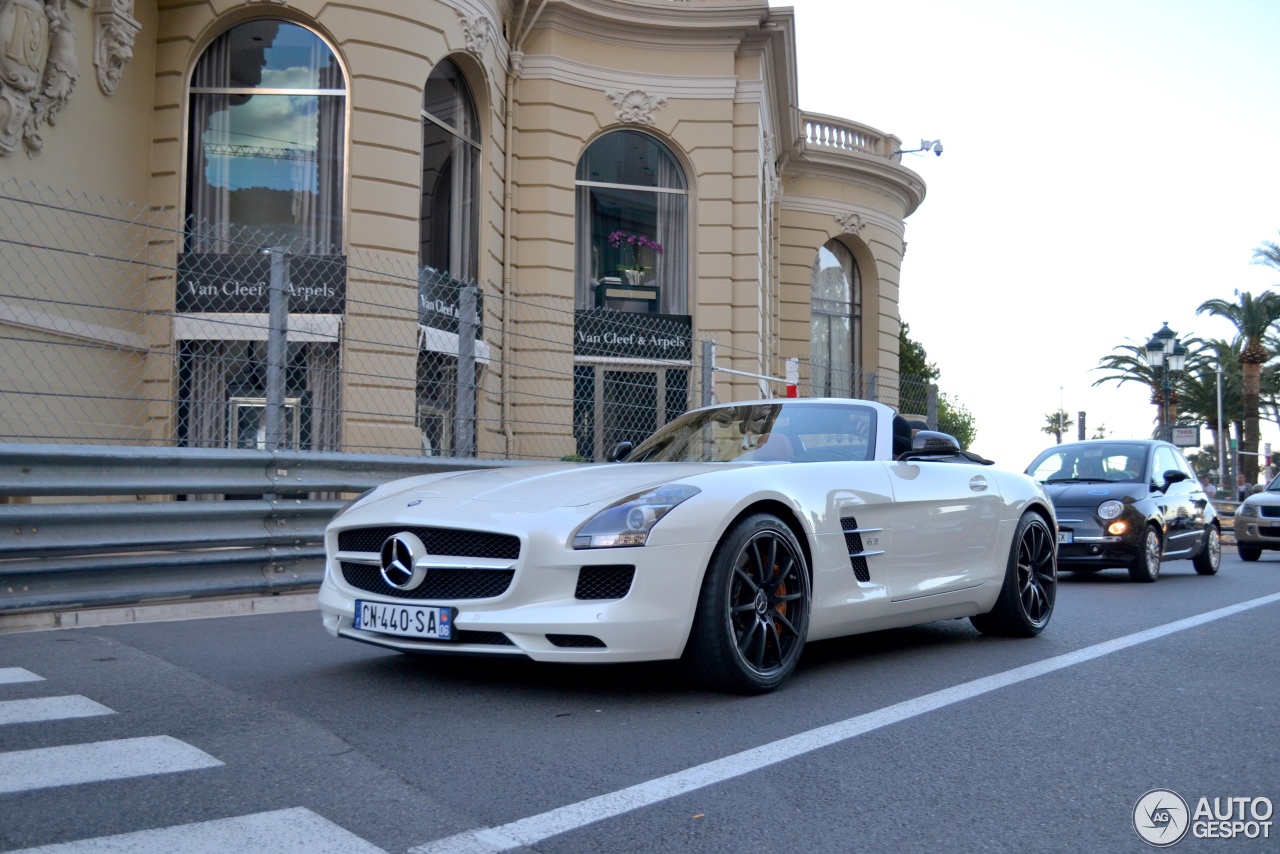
(841, 516, 882, 583)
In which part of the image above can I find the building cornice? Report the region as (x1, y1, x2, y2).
(780, 196, 907, 241)
(517, 55, 742, 99)
(532, 0, 772, 50)
(785, 150, 927, 219)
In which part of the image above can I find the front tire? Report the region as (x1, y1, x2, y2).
(971, 512, 1057, 637)
(1238, 544, 1262, 562)
(1192, 525, 1221, 575)
(683, 513, 811, 694)
(1128, 525, 1162, 583)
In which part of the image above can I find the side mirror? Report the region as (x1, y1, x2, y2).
(912, 430, 961, 453)
(606, 441, 634, 462)
(1163, 469, 1189, 484)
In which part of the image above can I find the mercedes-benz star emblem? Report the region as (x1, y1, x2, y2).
(379, 532, 428, 590)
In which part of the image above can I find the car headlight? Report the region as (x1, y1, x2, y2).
(1237, 503, 1259, 518)
(1098, 499, 1124, 520)
(572, 485, 700, 549)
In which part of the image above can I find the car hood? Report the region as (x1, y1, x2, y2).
(365, 462, 746, 509)
(1040, 481, 1147, 505)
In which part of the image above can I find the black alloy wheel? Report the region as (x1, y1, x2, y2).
(684, 513, 811, 694)
(971, 512, 1057, 637)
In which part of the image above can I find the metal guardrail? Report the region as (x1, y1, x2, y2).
(0, 445, 526, 615)
(1211, 498, 1239, 545)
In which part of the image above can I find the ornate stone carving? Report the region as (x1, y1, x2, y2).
(458, 10, 493, 60)
(93, 0, 139, 96)
(762, 131, 781, 200)
(836, 211, 866, 236)
(0, 0, 79, 157)
(605, 89, 666, 126)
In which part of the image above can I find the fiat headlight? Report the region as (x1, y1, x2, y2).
(1098, 499, 1124, 520)
(1237, 503, 1259, 518)
(573, 485, 700, 549)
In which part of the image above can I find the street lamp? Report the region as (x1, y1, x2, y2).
(1142, 322, 1185, 442)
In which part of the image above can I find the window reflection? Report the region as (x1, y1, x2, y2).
(186, 21, 345, 254)
(575, 130, 688, 315)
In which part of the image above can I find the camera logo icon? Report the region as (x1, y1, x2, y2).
(1134, 788, 1190, 847)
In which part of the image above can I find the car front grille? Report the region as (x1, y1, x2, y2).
(341, 562, 515, 600)
(574, 565, 635, 600)
(1259, 505, 1280, 519)
(337, 526, 520, 560)
(456, 631, 515, 646)
(547, 634, 607, 648)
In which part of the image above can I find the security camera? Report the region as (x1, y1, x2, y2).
(931, 141, 943, 157)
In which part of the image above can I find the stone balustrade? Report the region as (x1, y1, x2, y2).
(800, 112, 901, 158)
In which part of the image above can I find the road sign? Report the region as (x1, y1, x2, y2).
(1170, 426, 1200, 447)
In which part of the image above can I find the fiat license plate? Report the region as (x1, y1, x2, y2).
(355, 601, 454, 640)
(1057, 531, 1073, 544)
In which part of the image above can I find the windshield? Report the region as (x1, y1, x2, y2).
(1027, 443, 1150, 483)
(626, 401, 878, 463)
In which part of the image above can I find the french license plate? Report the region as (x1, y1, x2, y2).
(1270, 521, 1280, 528)
(1057, 531, 1073, 544)
(355, 600, 454, 640)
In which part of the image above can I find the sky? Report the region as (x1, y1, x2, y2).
(775, 0, 1280, 477)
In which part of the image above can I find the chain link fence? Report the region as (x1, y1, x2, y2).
(0, 179, 926, 461)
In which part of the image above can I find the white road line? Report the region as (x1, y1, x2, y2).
(0, 735, 224, 794)
(8, 807, 389, 854)
(0, 696, 114, 726)
(0, 667, 44, 684)
(412, 590, 1280, 854)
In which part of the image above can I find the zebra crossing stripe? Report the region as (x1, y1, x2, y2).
(0, 735, 223, 794)
(7, 807, 389, 853)
(0, 696, 114, 726)
(0, 667, 43, 684)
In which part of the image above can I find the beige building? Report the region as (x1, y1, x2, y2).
(0, 0, 926, 460)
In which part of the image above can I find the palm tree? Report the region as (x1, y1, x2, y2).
(1180, 337, 1244, 460)
(1092, 342, 1168, 437)
(1196, 291, 1280, 482)
(1252, 232, 1280, 270)
(1042, 409, 1074, 444)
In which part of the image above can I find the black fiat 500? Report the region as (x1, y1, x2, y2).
(1026, 439, 1220, 582)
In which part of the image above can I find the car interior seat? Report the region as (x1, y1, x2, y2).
(753, 432, 796, 462)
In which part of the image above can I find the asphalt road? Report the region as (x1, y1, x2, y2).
(1, 552, 1279, 853)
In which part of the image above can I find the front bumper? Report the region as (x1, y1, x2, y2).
(1055, 512, 1139, 568)
(318, 538, 717, 663)
(1232, 516, 1280, 549)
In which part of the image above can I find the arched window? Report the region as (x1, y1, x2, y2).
(420, 59, 480, 280)
(575, 130, 688, 315)
(186, 20, 346, 254)
(179, 21, 344, 452)
(418, 60, 482, 456)
(810, 240, 860, 397)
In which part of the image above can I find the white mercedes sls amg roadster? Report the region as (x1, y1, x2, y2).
(319, 399, 1058, 693)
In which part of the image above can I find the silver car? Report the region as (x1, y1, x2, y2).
(1233, 483, 1280, 561)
